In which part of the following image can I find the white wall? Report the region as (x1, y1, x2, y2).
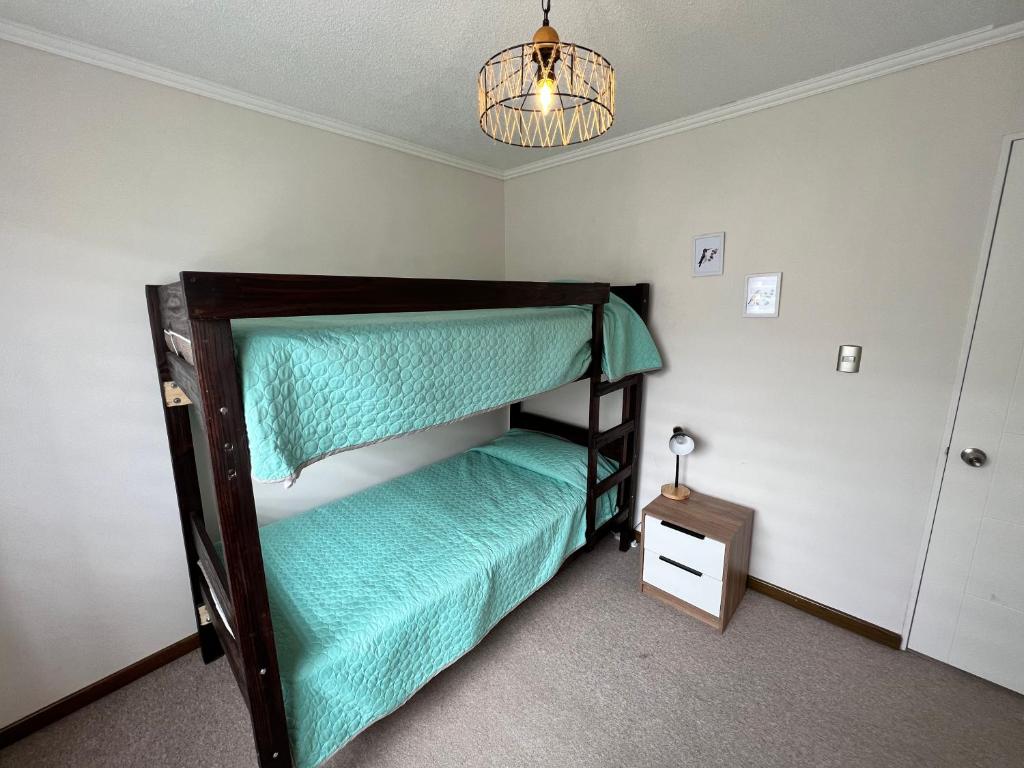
(507, 40, 1024, 633)
(0, 41, 504, 727)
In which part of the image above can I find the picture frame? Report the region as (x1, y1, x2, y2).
(743, 272, 782, 318)
(693, 232, 724, 276)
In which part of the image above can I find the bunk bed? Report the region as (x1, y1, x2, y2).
(145, 272, 659, 768)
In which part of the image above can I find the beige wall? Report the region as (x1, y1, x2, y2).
(0, 41, 504, 727)
(506, 40, 1024, 633)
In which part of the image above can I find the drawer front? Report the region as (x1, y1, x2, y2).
(643, 553, 723, 617)
(644, 515, 726, 579)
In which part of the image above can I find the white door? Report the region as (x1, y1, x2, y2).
(909, 137, 1024, 694)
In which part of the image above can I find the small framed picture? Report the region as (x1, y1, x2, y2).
(744, 272, 782, 318)
(693, 232, 724, 276)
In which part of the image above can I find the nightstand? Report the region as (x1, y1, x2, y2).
(640, 491, 754, 632)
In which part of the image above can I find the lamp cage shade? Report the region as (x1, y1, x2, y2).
(477, 6, 615, 148)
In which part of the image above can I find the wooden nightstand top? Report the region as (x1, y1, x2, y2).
(643, 491, 754, 543)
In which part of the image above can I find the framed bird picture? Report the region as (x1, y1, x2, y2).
(744, 272, 782, 317)
(693, 232, 724, 276)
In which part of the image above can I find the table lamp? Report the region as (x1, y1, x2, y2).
(661, 426, 695, 500)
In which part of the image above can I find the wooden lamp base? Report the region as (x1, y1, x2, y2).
(661, 483, 691, 501)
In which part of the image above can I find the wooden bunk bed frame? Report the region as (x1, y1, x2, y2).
(145, 272, 650, 768)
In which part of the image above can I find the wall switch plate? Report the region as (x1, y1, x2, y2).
(837, 345, 862, 373)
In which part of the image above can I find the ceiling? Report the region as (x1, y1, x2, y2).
(2, 1, 1023, 174)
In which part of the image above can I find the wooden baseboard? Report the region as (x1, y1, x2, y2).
(0, 633, 200, 749)
(632, 530, 901, 649)
(746, 577, 901, 648)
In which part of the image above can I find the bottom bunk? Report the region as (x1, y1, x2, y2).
(257, 428, 620, 768)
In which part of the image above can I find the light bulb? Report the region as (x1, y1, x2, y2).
(537, 77, 555, 113)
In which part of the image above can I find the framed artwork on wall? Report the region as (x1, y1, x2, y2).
(693, 232, 724, 276)
(744, 272, 782, 318)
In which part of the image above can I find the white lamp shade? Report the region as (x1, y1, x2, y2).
(669, 432, 695, 456)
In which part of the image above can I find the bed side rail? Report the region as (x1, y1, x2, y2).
(157, 273, 615, 420)
(509, 403, 588, 446)
(177, 272, 610, 319)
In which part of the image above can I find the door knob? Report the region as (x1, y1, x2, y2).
(960, 447, 988, 468)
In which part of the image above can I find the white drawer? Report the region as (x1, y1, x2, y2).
(643, 553, 723, 617)
(644, 515, 726, 579)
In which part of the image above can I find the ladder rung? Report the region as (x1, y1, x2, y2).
(594, 465, 633, 498)
(590, 420, 635, 449)
(596, 374, 640, 397)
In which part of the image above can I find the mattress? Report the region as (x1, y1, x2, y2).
(228, 293, 660, 483)
(258, 429, 619, 768)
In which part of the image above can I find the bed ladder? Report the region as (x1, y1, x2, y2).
(586, 370, 644, 552)
(584, 287, 649, 553)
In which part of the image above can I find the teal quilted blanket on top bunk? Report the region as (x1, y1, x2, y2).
(233, 294, 661, 482)
(258, 429, 619, 768)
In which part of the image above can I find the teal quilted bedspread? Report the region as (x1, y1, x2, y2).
(234, 294, 661, 482)
(259, 429, 618, 768)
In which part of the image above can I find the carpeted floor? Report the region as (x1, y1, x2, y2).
(3, 537, 1022, 768)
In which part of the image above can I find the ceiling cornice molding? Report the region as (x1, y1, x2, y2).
(2, 18, 1022, 182)
(0, 18, 505, 180)
(502, 21, 1024, 180)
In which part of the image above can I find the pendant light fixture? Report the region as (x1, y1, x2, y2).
(477, 0, 615, 148)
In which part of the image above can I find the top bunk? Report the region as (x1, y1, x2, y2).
(151, 272, 661, 483)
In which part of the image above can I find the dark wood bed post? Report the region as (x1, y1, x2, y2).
(584, 301, 605, 549)
(188, 318, 294, 768)
(145, 287, 224, 665)
(616, 283, 649, 550)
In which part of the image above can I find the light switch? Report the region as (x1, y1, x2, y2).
(837, 345, 862, 373)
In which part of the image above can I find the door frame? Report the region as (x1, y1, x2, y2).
(901, 131, 1024, 650)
